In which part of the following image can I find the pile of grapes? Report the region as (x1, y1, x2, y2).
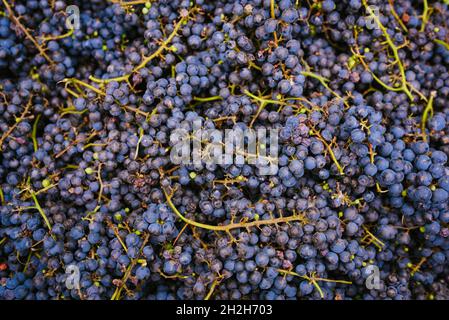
(1, 0, 449, 300)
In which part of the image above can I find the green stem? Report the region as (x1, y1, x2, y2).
(23, 251, 32, 273)
(32, 114, 41, 152)
(388, 0, 408, 32)
(421, 92, 436, 142)
(363, 0, 414, 101)
(204, 277, 222, 300)
(1, 0, 55, 65)
(0, 186, 4, 205)
(301, 71, 350, 108)
(60, 108, 87, 117)
(164, 188, 304, 231)
(22, 184, 57, 199)
(0, 98, 32, 151)
(61, 78, 105, 96)
(193, 96, 223, 102)
(134, 127, 144, 160)
(277, 269, 352, 299)
(434, 39, 449, 51)
(420, 0, 430, 32)
(91, 10, 191, 84)
(310, 128, 344, 175)
(244, 90, 286, 127)
(40, 28, 74, 42)
(30, 191, 52, 232)
(111, 233, 150, 300)
(244, 90, 287, 106)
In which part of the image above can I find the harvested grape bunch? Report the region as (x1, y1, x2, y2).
(1, 0, 449, 301)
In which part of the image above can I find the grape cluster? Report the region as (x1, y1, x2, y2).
(1, 0, 449, 300)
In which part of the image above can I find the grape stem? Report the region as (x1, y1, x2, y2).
(434, 39, 449, 51)
(351, 32, 404, 95)
(270, 0, 279, 45)
(60, 78, 105, 96)
(107, 221, 128, 253)
(277, 269, 352, 299)
(0, 187, 5, 205)
(388, 0, 408, 32)
(361, 225, 385, 250)
(420, 0, 431, 32)
(29, 191, 52, 232)
(0, 97, 33, 151)
(111, 233, 150, 300)
(421, 91, 436, 142)
(309, 127, 344, 175)
(39, 28, 74, 43)
(90, 9, 193, 84)
(134, 127, 145, 160)
(363, 0, 423, 101)
(244, 89, 287, 127)
(108, 0, 150, 7)
(32, 114, 41, 152)
(204, 275, 224, 300)
(163, 187, 306, 232)
(300, 71, 350, 109)
(1, 0, 55, 65)
(193, 96, 223, 102)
